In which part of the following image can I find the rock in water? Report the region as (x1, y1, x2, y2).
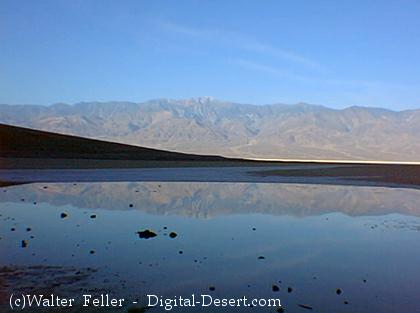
(298, 304, 313, 310)
(137, 229, 157, 239)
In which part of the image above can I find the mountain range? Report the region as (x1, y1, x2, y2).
(1, 97, 419, 161)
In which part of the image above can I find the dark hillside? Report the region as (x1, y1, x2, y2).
(0, 123, 227, 161)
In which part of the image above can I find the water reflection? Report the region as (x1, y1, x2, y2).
(1, 182, 420, 313)
(1, 182, 420, 217)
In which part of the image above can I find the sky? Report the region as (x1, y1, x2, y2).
(1, 0, 420, 110)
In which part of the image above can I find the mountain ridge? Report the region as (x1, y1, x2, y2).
(0, 97, 415, 112)
(1, 98, 419, 161)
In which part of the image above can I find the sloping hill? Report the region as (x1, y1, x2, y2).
(0, 123, 227, 161)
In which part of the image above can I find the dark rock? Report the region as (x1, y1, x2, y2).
(26, 228, 31, 232)
(287, 287, 293, 293)
(169, 232, 178, 238)
(209, 286, 215, 291)
(178, 250, 183, 254)
(129, 204, 134, 208)
(276, 308, 284, 313)
(336, 288, 342, 295)
(60, 212, 68, 219)
(272, 285, 280, 292)
(137, 229, 157, 239)
(298, 304, 313, 310)
(21, 240, 28, 248)
(89, 250, 95, 254)
(258, 256, 265, 259)
(90, 214, 96, 219)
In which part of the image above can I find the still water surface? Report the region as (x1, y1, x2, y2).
(1, 182, 420, 312)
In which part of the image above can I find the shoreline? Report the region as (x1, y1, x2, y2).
(250, 164, 420, 188)
(1, 164, 419, 190)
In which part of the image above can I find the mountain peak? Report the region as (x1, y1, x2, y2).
(180, 96, 216, 106)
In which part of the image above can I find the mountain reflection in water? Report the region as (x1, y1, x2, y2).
(1, 182, 420, 217)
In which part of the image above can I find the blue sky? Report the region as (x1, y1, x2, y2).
(1, 0, 420, 110)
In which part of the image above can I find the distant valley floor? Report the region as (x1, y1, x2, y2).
(1, 163, 419, 190)
(250, 164, 420, 188)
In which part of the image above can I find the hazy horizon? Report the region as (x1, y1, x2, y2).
(1, 97, 419, 112)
